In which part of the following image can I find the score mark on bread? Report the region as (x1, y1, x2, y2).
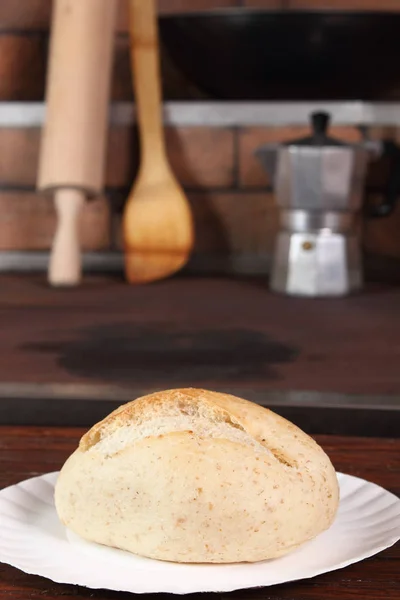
(55, 388, 339, 564)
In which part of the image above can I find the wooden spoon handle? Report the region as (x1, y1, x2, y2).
(48, 189, 85, 287)
(129, 0, 166, 168)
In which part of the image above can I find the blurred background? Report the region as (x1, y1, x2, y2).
(0, 0, 399, 438)
(0, 0, 399, 266)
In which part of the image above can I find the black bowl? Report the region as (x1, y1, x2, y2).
(159, 9, 400, 101)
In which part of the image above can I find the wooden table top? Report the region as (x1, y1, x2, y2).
(0, 426, 399, 600)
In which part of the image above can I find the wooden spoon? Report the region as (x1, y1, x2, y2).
(122, 0, 194, 284)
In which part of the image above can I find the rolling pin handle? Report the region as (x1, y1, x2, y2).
(48, 188, 85, 287)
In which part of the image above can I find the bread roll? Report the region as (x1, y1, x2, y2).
(55, 388, 339, 563)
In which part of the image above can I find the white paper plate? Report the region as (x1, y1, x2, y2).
(0, 471, 399, 595)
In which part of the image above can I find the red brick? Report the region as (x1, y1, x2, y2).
(0, 35, 46, 100)
(189, 192, 277, 254)
(166, 127, 235, 188)
(105, 127, 139, 188)
(0, 0, 52, 30)
(239, 126, 362, 188)
(0, 193, 111, 251)
(0, 129, 39, 186)
(111, 37, 133, 102)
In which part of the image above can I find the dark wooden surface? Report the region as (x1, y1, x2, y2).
(0, 426, 399, 600)
(0, 275, 400, 395)
(2, 392, 400, 437)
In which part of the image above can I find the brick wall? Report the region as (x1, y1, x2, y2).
(0, 0, 399, 270)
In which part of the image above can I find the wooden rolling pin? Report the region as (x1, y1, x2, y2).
(38, 0, 117, 286)
(122, 0, 194, 284)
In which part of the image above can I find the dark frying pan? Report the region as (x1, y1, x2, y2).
(159, 10, 400, 101)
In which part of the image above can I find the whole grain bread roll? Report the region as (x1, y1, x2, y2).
(55, 388, 339, 563)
